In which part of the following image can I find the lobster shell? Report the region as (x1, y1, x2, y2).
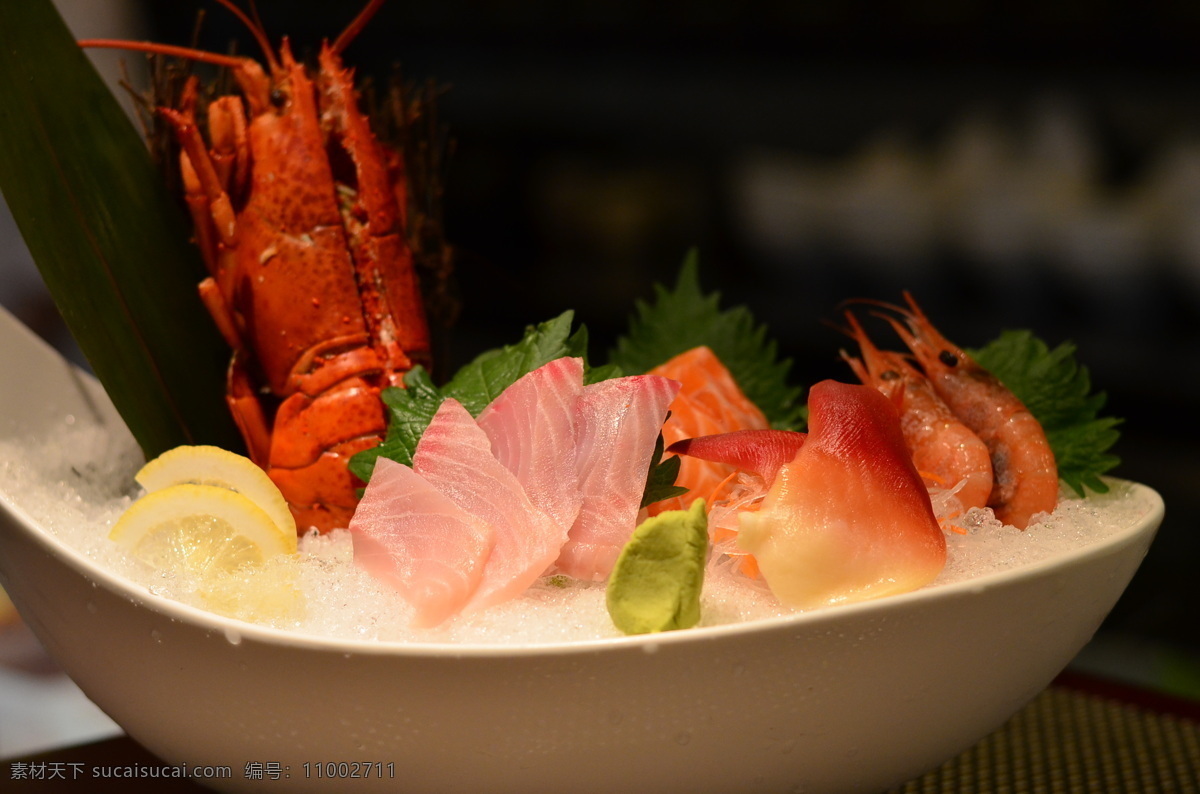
(149, 18, 436, 532)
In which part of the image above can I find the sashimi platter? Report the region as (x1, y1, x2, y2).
(0, 263, 1154, 639)
(0, 274, 1152, 643)
(0, 2, 1164, 792)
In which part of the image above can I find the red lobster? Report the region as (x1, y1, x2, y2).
(83, 0, 433, 532)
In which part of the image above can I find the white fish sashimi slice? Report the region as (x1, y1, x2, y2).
(556, 374, 681, 581)
(476, 356, 585, 532)
(416, 399, 568, 612)
(349, 457, 494, 628)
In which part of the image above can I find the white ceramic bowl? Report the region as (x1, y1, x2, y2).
(0, 306, 1163, 793)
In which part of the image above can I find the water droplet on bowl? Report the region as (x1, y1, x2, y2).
(150, 629, 163, 644)
(224, 628, 242, 646)
(85, 600, 97, 614)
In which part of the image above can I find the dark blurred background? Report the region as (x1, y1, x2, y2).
(3, 0, 1198, 704)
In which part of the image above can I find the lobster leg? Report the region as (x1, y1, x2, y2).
(160, 108, 237, 256)
(162, 90, 279, 472)
(197, 278, 242, 354)
(227, 352, 273, 466)
(207, 96, 249, 201)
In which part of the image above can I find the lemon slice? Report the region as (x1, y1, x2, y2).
(135, 445, 296, 537)
(110, 483, 297, 576)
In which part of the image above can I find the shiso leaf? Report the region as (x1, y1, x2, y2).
(439, 312, 584, 417)
(641, 422, 689, 509)
(349, 312, 588, 476)
(609, 249, 806, 430)
(0, 0, 241, 457)
(353, 368, 445, 472)
(607, 499, 708, 634)
(349, 310, 669, 471)
(352, 311, 683, 506)
(970, 330, 1122, 496)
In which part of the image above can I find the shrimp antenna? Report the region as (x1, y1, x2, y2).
(869, 309, 921, 355)
(824, 311, 872, 383)
(822, 307, 890, 353)
(332, 0, 387, 55)
(827, 309, 865, 342)
(834, 310, 915, 381)
(837, 295, 910, 317)
(836, 295, 924, 350)
(899, 289, 934, 326)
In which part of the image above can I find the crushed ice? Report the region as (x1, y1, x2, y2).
(0, 417, 1156, 646)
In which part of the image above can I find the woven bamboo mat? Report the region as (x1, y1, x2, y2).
(893, 683, 1200, 793)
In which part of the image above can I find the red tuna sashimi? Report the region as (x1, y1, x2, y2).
(737, 380, 946, 609)
(476, 357, 585, 532)
(415, 398, 567, 612)
(349, 457, 494, 628)
(556, 374, 681, 581)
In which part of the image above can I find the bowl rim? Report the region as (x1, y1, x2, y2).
(1, 475, 1164, 659)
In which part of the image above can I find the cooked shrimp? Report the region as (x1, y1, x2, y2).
(878, 293, 1058, 529)
(839, 311, 993, 513)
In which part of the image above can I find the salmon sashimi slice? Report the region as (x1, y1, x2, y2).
(556, 374, 681, 581)
(349, 457, 495, 628)
(737, 380, 947, 609)
(647, 346, 770, 515)
(476, 357, 585, 533)
(415, 398, 567, 613)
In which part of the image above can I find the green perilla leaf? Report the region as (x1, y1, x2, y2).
(609, 249, 805, 430)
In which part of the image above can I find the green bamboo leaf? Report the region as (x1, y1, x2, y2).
(0, 0, 242, 457)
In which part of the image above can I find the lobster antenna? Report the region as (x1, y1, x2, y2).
(77, 39, 247, 70)
(213, 0, 280, 72)
(246, 1, 269, 47)
(332, 0, 387, 55)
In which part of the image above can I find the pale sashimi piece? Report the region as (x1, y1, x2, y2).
(556, 375, 681, 581)
(476, 356, 585, 532)
(349, 457, 494, 628)
(416, 399, 568, 611)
